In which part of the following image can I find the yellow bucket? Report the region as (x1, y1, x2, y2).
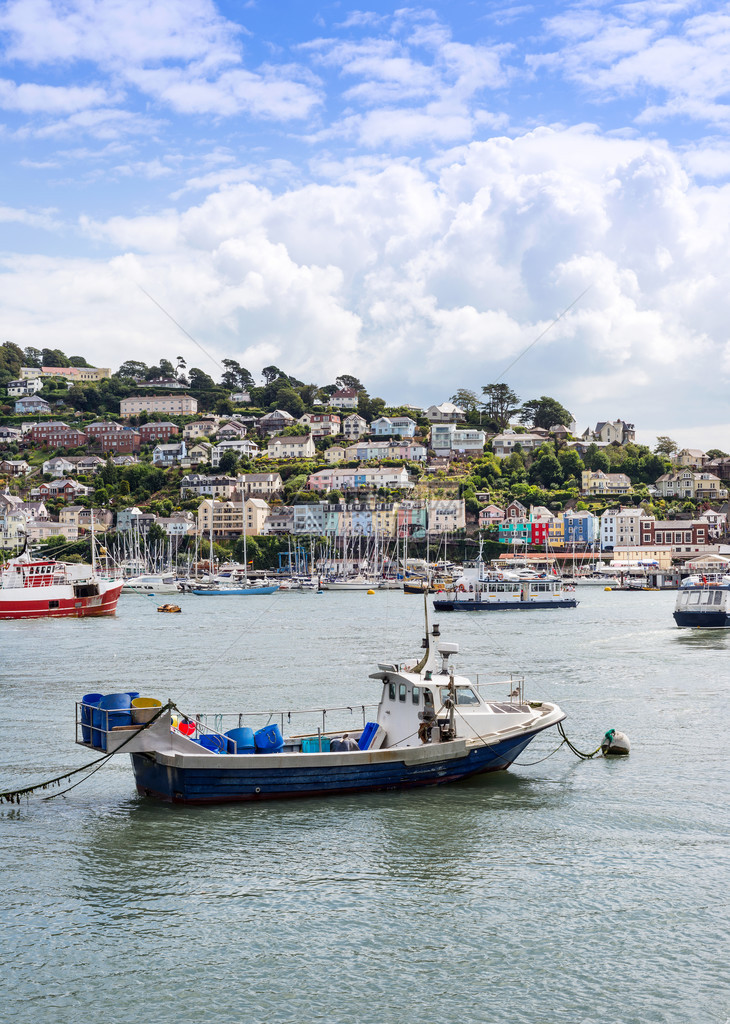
(131, 697, 163, 724)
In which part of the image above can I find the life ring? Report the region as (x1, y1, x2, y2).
(458, 583, 466, 592)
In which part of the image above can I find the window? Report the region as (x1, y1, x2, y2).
(399, 683, 407, 702)
(388, 682, 396, 701)
(412, 686, 420, 705)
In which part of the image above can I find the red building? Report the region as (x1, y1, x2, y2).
(139, 421, 179, 443)
(26, 422, 88, 448)
(85, 421, 141, 453)
(530, 520, 551, 545)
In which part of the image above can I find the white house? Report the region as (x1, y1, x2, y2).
(331, 387, 359, 409)
(7, 378, 43, 397)
(491, 431, 548, 457)
(431, 423, 485, 456)
(342, 414, 368, 440)
(267, 435, 317, 460)
(211, 438, 260, 467)
(426, 402, 466, 423)
(370, 416, 417, 438)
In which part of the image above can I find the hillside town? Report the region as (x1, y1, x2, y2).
(1, 343, 730, 572)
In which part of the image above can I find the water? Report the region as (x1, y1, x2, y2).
(1, 588, 729, 1024)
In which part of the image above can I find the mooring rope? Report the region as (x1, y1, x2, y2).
(0, 701, 174, 804)
(556, 721, 603, 759)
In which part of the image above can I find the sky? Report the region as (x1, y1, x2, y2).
(2, 0, 730, 449)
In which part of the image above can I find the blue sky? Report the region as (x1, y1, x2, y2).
(2, 0, 730, 447)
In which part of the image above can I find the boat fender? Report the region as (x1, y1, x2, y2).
(601, 729, 630, 756)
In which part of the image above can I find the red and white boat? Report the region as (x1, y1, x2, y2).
(0, 552, 123, 619)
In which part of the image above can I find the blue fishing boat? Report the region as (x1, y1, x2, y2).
(76, 614, 566, 805)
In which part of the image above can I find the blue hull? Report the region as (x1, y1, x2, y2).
(131, 733, 540, 804)
(674, 610, 730, 628)
(433, 598, 577, 611)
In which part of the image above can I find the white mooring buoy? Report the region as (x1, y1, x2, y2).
(601, 729, 630, 756)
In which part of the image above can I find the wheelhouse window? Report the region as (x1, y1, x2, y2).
(398, 683, 407, 702)
(440, 686, 480, 706)
(412, 686, 420, 705)
(388, 682, 396, 700)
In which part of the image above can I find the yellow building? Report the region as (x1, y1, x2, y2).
(197, 497, 270, 540)
(21, 365, 111, 382)
(548, 518, 565, 550)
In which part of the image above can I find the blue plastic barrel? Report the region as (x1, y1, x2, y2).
(98, 693, 132, 751)
(197, 733, 227, 753)
(81, 693, 103, 744)
(225, 727, 255, 753)
(125, 691, 140, 700)
(254, 724, 284, 753)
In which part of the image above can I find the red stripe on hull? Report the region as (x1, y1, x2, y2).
(0, 583, 123, 620)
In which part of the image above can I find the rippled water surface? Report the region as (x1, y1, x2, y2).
(1, 588, 729, 1024)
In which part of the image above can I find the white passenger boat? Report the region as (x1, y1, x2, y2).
(121, 574, 181, 595)
(673, 574, 730, 627)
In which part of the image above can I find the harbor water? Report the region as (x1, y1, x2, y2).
(1, 587, 728, 1024)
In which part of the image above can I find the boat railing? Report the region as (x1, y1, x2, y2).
(195, 702, 379, 743)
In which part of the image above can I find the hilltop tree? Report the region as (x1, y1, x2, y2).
(23, 346, 43, 367)
(450, 388, 481, 412)
(221, 359, 254, 391)
(482, 383, 519, 429)
(335, 374, 364, 392)
(519, 396, 573, 430)
(117, 360, 148, 379)
(41, 348, 70, 367)
(654, 436, 678, 457)
(188, 367, 216, 390)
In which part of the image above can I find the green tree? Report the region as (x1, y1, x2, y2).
(583, 443, 610, 472)
(187, 367, 216, 391)
(528, 443, 563, 488)
(654, 436, 678, 457)
(558, 448, 584, 480)
(449, 388, 481, 412)
(218, 450, 239, 475)
(335, 373, 364, 391)
(41, 348, 70, 367)
(482, 383, 520, 429)
(117, 360, 148, 379)
(23, 346, 43, 367)
(519, 396, 573, 430)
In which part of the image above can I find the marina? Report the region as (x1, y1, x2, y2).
(1, 586, 727, 1023)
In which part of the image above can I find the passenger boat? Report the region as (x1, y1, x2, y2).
(673, 574, 730, 627)
(75, 615, 566, 804)
(0, 552, 123, 619)
(433, 559, 577, 612)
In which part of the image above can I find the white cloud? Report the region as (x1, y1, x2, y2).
(532, 5, 730, 126)
(0, 78, 112, 113)
(0, 124, 727, 438)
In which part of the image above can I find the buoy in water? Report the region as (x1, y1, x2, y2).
(367, 589, 375, 594)
(601, 728, 630, 756)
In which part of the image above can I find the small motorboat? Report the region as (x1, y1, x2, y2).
(75, 612, 566, 804)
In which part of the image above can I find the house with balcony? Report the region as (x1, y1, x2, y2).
(491, 431, 548, 457)
(581, 470, 632, 496)
(307, 466, 414, 493)
(0, 460, 30, 477)
(298, 413, 341, 437)
(342, 414, 368, 440)
(654, 470, 728, 501)
(211, 439, 260, 467)
(258, 410, 297, 435)
(370, 416, 417, 438)
(478, 504, 505, 529)
(237, 473, 283, 499)
(430, 423, 485, 456)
